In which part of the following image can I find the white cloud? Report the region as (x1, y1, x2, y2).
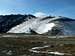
(33, 12, 48, 17)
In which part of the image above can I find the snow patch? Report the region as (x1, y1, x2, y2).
(36, 23, 55, 34)
(49, 52, 64, 55)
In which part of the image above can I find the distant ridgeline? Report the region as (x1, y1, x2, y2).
(0, 14, 75, 36)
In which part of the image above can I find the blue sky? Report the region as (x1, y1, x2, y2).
(0, 0, 75, 18)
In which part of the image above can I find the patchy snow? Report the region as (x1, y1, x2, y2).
(32, 45, 50, 50)
(36, 23, 55, 34)
(2, 50, 13, 55)
(29, 45, 72, 56)
(7, 16, 63, 34)
(49, 51, 64, 55)
(6, 50, 12, 55)
(30, 46, 65, 55)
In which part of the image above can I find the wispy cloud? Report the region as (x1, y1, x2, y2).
(33, 12, 48, 17)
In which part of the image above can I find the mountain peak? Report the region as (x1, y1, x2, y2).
(0, 14, 75, 35)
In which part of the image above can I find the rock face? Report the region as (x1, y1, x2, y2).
(0, 14, 75, 35)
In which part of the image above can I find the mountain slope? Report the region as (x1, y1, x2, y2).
(0, 14, 75, 35)
(0, 14, 36, 32)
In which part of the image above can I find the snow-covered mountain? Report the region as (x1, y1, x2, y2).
(0, 14, 75, 35)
